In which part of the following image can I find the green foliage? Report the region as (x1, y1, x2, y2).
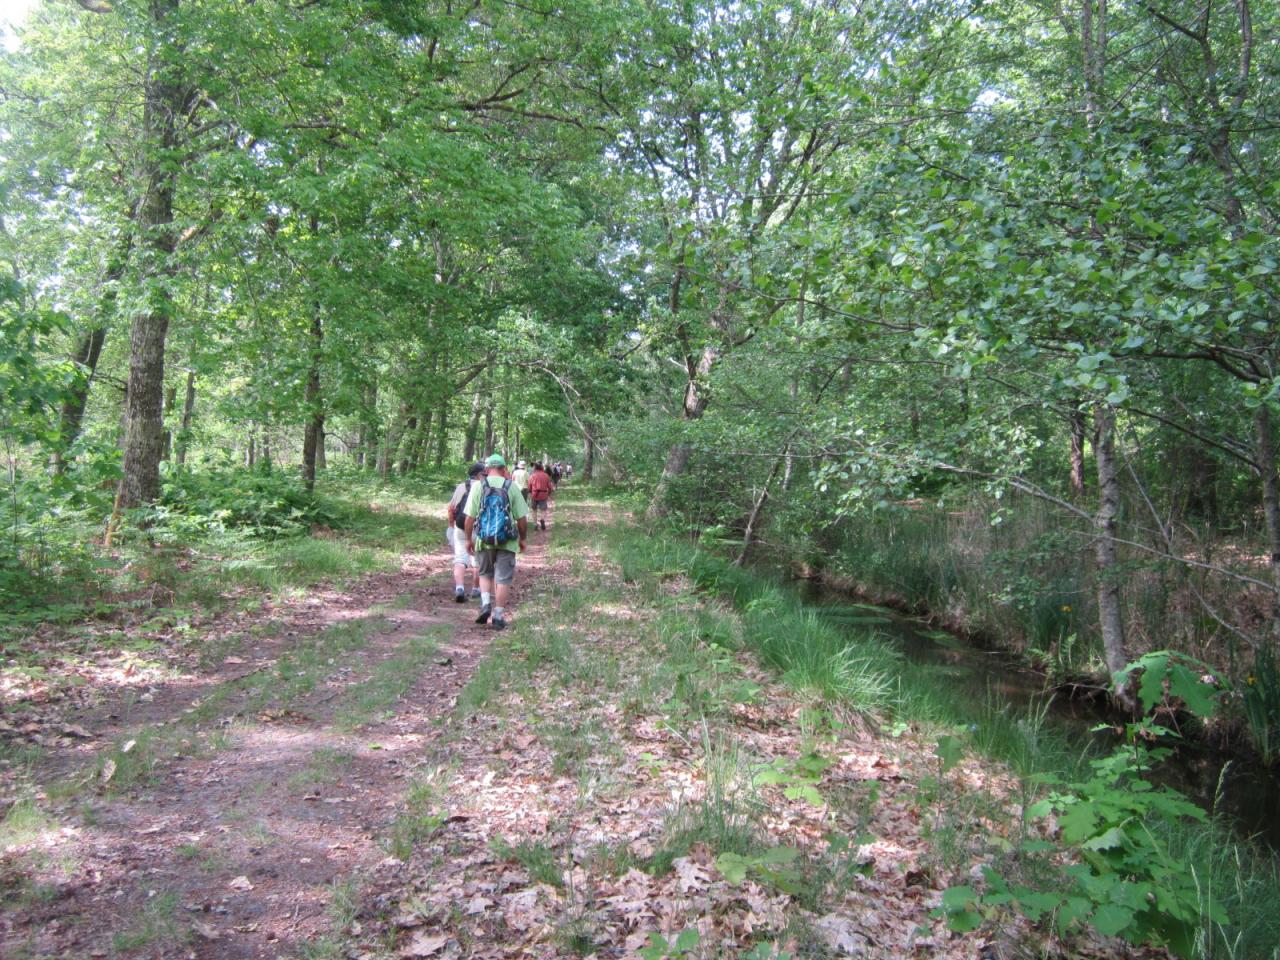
(638, 928, 699, 960)
(752, 752, 830, 807)
(714, 846, 803, 894)
(153, 467, 340, 538)
(941, 653, 1231, 956)
(1242, 649, 1280, 766)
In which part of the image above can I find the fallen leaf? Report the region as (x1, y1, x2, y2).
(400, 931, 448, 957)
(228, 875, 253, 891)
(192, 920, 221, 941)
(813, 914, 868, 955)
(672, 856, 712, 893)
(61, 724, 93, 738)
(121, 739, 137, 754)
(100, 758, 117, 783)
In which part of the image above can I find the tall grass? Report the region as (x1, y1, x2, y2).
(613, 529, 899, 714)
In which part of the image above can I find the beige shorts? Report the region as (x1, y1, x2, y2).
(447, 526, 474, 568)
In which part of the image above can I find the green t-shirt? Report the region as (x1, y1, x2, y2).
(463, 474, 529, 551)
(511, 467, 530, 490)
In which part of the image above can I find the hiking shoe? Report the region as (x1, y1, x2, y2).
(475, 605, 492, 624)
(454, 589, 466, 603)
(539, 519, 546, 531)
(471, 588, 482, 599)
(492, 616, 506, 631)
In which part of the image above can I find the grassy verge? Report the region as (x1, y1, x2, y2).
(616, 516, 1280, 960)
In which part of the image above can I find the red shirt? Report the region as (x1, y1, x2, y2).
(528, 469, 554, 501)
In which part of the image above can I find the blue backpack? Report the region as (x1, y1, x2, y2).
(476, 478, 516, 547)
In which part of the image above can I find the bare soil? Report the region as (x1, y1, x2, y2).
(1, 519, 558, 959)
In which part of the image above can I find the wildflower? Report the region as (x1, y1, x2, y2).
(1060, 605, 1071, 613)
(1247, 675, 1257, 686)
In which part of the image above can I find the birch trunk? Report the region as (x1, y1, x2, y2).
(1093, 404, 1133, 709)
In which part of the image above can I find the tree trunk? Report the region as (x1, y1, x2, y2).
(483, 404, 494, 458)
(736, 451, 784, 565)
(463, 389, 482, 462)
(361, 381, 378, 468)
(260, 429, 272, 470)
(1255, 405, 1280, 652)
(112, 0, 182, 517)
(52, 326, 107, 474)
(647, 341, 716, 521)
(1069, 408, 1087, 498)
(396, 416, 418, 475)
(161, 384, 177, 461)
(246, 432, 256, 469)
(435, 398, 448, 467)
(316, 426, 326, 470)
(301, 311, 324, 492)
(582, 431, 594, 482)
(175, 370, 195, 468)
(378, 403, 409, 478)
(1093, 404, 1132, 709)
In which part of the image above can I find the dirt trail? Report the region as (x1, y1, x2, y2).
(1, 516, 561, 959)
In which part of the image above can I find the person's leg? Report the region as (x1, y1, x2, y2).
(475, 550, 497, 622)
(450, 528, 469, 600)
(491, 551, 516, 628)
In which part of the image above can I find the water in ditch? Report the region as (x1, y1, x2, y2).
(799, 584, 1280, 849)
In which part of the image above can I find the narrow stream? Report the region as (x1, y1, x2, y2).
(799, 584, 1280, 850)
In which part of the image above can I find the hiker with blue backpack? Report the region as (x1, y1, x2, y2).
(463, 453, 529, 630)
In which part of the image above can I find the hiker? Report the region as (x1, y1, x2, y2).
(511, 459, 531, 505)
(446, 462, 486, 602)
(463, 453, 528, 630)
(527, 461, 555, 531)
(550, 461, 562, 484)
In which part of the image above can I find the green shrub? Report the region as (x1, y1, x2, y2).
(152, 467, 341, 538)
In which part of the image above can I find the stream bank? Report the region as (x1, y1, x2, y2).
(795, 572, 1280, 850)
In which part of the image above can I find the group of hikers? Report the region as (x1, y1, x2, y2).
(444, 455, 566, 630)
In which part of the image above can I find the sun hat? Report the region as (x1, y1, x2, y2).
(485, 453, 506, 468)
(518, 460, 527, 469)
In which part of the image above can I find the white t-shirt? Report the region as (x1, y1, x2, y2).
(448, 480, 472, 522)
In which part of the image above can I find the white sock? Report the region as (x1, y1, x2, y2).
(481, 591, 491, 606)
(493, 606, 505, 619)
(455, 585, 464, 596)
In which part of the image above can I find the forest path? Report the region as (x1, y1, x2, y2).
(1, 500, 566, 960)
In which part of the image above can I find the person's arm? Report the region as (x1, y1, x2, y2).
(462, 484, 478, 554)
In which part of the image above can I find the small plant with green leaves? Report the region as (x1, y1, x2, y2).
(715, 846, 803, 895)
(940, 650, 1231, 958)
(638, 928, 700, 960)
(752, 751, 831, 807)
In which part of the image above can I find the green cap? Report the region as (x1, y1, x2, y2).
(485, 453, 506, 468)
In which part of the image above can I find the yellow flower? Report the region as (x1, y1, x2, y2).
(1060, 605, 1072, 613)
(1247, 675, 1257, 686)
